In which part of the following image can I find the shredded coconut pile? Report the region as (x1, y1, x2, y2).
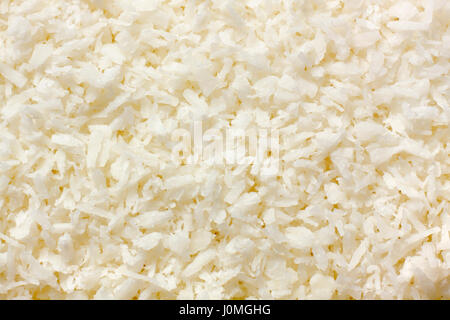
(0, 0, 449, 299)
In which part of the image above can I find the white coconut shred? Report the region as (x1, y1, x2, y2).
(0, 0, 449, 299)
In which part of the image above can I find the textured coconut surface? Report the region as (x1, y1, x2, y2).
(0, 0, 449, 299)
